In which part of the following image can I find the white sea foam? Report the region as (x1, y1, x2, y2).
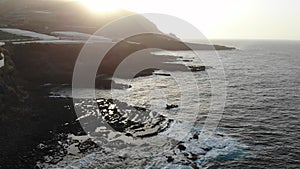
(0, 52, 4, 68)
(12, 39, 116, 45)
(49, 125, 246, 169)
(12, 40, 85, 45)
(52, 31, 112, 42)
(34, 11, 52, 14)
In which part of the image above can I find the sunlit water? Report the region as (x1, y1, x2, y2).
(51, 40, 300, 168)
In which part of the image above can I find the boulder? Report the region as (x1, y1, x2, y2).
(166, 104, 179, 110)
(188, 65, 205, 72)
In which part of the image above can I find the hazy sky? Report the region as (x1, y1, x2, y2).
(78, 0, 300, 40)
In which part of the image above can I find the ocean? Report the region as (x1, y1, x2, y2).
(53, 40, 300, 168)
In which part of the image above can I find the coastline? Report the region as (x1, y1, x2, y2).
(0, 37, 234, 168)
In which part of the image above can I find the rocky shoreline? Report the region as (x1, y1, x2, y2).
(25, 96, 175, 168)
(0, 35, 236, 168)
(0, 47, 174, 168)
(0, 0, 246, 167)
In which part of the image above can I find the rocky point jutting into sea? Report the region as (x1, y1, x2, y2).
(1, 0, 300, 168)
(0, 0, 238, 168)
(0, 34, 234, 168)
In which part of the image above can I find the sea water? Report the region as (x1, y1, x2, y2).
(52, 40, 300, 168)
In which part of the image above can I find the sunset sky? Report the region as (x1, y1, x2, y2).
(76, 0, 300, 40)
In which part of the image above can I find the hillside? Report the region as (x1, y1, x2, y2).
(0, 0, 161, 35)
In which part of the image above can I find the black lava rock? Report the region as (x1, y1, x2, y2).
(188, 65, 205, 72)
(166, 156, 174, 162)
(78, 139, 99, 153)
(177, 144, 186, 151)
(192, 133, 199, 139)
(190, 163, 199, 169)
(166, 104, 179, 110)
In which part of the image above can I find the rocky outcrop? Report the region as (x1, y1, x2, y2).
(17, 97, 174, 168)
(75, 98, 173, 138)
(188, 65, 206, 72)
(166, 104, 179, 110)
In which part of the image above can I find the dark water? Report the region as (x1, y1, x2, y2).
(52, 40, 300, 168)
(214, 40, 300, 168)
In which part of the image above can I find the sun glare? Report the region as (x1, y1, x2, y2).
(75, 0, 250, 39)
(78, 0, 123, 12)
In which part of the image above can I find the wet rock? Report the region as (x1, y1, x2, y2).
(78, 138, 99, 153)
(153, 72, 171, 76)
(202, 146, 212, 152)
(166, 104, 179, 110)
(166, 156, 174, 162)
(188, 65, 205, 72)
(186, 152, 198, 161)
(49, 157, 63, 164)
(125, 133, 133, 137)
(177, 144, 186, 151)
(36, 143, 46, 150)
(190, 162, 199, 169)
(217, 133, 224, 137)
(91, 98, 172, 138)
(110, 80, 132, 89)
(182, 59, 193, 62)
(133, 106, 147, 111)
(32, 131, 102, 167)
(43, 155, 53, 163)
(192, 133, 199, 140)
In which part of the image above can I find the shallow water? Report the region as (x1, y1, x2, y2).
(52, 40, 300, 168)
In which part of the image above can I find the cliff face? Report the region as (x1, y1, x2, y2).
(6, 33, 234, 87)
(0, 47, 26, 112)
(0, 47, 33, 168)
(0, 47, 79, 168)
(8, 43, 83, 85)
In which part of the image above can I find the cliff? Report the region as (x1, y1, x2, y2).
(0, 47, 82, 168)
(0, 47, 26, 112)
(6, 33, 233, 87)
